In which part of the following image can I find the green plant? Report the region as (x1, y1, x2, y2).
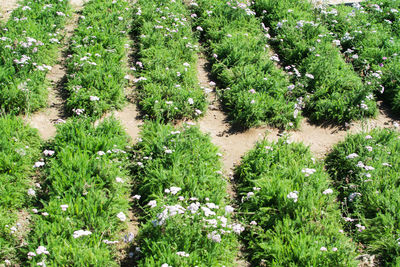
(0, 115, 41, 265)
(191, 0, 300, 129)
(131, 122, 238, 266)
(65, 0, 132, 118)
(235, 138, 358, 266)
(326, 128, 400, 265)
(133, 0, 207, 122)
(23, 118, 132, 266)
(0, 0, 70, 114)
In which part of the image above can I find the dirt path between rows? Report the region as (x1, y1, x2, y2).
(0, 0, 19, 23)
(24, 0, 88, 140)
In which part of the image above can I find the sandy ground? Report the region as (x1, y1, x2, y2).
(24, 1, 87, 139)
(0, 0, 19, 22)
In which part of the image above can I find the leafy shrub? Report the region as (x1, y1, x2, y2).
(317, 2, 400, 117)
(0, 0, 70, 114)
(253, 0, 377, 124)
(131, 122, 238, 266)
(191, 0, 300, 129)
(235, 138, 358, 266)
(0, 116, 41, 264)
(132, 0, 207, 122)
(24, 118, 132, 266)
(65, 0, 131, 118)
(326, 129, 400, 265)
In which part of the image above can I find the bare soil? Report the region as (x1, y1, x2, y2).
(0, 0, 19, 22)
(24, 2, 86, 140)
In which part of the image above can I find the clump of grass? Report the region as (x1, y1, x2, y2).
(132, 0, 207, 122)
(65, 0, 132, 118)
(326, 128, 400, 264)
(253, 0, 377, 124)
(131, 122, 238, 266)
(235, 138, 358, 266)
(23, 118, 132, 266)
(0, 0, 70, 115)
(191, 0, 300, 129)
(0, 115, 41, 265)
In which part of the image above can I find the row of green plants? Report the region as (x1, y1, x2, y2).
(316, 2, 400, 114)
(362, 0, 400, 36)
(190, 0, 300, 129)
(0, 116, 41, 265)
(131, 122, 238, 266)
(326, 128, 400, 265)
(253, 0, 377, 124)
(0, 0, 70, 114)
(132, 0, 206, 122)
(235, 137, 358, 266)
(65, 0, 132, 118)
(23, 118, 132, 266)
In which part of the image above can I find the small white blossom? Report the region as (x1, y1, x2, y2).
(117, 212, 127, 222)
(287, 191, 298, 202)
(73, 230, 92, 238)
(148, 200, 157, 208)
(322, 189, 333, 195)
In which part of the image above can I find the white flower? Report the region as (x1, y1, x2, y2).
(165, 149, 173, 154)
(332, 247, 338, 251)
(169, 186, 181, 195)
(115, 177, 124, 183)
(232, 223, 245, 234)
(207, 231, 221, 243)
(301, 168, 316, 176)
(305, 73, 314, 79)
(287, 191, 298, 202)
(348, 192, 361, 202)
(201, 207, 216, 217)
(195, 109, 202, 115)
(250, 221, 257, 225)
(176, 251, 189, 257)
(36, 246, 49, 255)
(365, 146, 373, 152)
(117, 212, 127, 222)
(33, 161, 45, 168)
(322, 188, 333, 195)
(225, 205, 234, 214)
(346, 153, 359, 159)
(165, 101, 173, 105)
(32, 208, 38, 213)
(246, 192, 255, 200)
(73, 230, 92, 238)
(133, 195, 141, 200)
(187, 202, 200, 214)
(43, 150, 55, 156)
(103, 240, 119, 244)
(365, 135, 373, 139)
(148, 200, 157, 208)
(60, 204, 68, 211)
(41, 212, 49, 216)
(188, 98, 194, 105)
(206, 203, 219, 209)
(27, 251, 36, 259)
(27, 188, 36, 196)
(89, 96, 99, 101)
(320, 247, 327, 251)
(97, 151, 105, 156)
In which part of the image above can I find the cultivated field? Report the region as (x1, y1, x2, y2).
(1, 0, 400, 266)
